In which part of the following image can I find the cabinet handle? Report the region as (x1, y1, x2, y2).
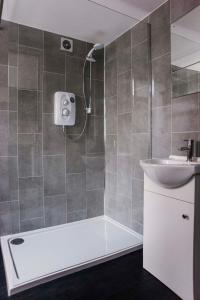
(182, 214, 189, 220)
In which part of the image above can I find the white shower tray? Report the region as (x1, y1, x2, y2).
(0, 216, 142, 296)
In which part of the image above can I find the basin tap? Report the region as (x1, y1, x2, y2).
(178, 139, 194, 161)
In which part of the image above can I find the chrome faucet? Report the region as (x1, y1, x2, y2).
(178, 139, 194, 161)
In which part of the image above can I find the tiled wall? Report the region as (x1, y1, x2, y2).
(0, 21, 104, 236)
(105, 0, 200, 234)
(104, 19, 151, 234)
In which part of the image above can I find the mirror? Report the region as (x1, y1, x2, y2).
(171, 5, 200, 98)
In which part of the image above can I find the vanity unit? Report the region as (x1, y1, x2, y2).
(141, 157, 200, 300)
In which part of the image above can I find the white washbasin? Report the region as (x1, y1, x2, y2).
(140, 157, 200, 188)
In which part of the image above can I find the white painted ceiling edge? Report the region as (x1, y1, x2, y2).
(2, 0, 167, 45)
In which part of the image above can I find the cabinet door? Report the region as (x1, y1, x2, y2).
(143, 191, 194, 300)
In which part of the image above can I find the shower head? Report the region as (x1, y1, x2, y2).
(86, 43, 104, 62)
(93, 43, 104, 50)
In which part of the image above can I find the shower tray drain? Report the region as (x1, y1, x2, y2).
(10, 238, 24, 245)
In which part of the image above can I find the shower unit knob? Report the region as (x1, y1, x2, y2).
(63, 99, 69, 105)
(62, 108, 70, 116)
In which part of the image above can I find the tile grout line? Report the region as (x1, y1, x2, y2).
(130, 28, 134, 229)
(64, 51, 68, 223)
(16, 23, 21, 233)
(42, 30, 45, 228)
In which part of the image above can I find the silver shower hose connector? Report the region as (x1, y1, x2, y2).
(86, 107, 92, 114)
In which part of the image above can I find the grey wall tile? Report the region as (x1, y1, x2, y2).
(9, 66, 18, 111)
(19, 25, 43, 49)
(0, 21, 9, 65)
(18, 90, 42, 133)
(0, 111, 17, 156)
(105, 153, 117, 174)
(105, 173, 117, 199)
(105, 173, 117, 218)
(132, 40, 149, 91)
(117, 155, 133, 198)
(115, 194, 132, 228)
(44, 155, 66, 196)
(132, 179, 144, 224)
(117, 70, 133, 114)
(43, 72, 65, 113)
(20, 217, 44, 232)
(105, 135, 117, 154)
(19, 177, 43, 220)
(150, 1, 170, 59)
(105, 41, 117, 64)
(131, 220, 143, 235)
(67, 173, 86, 213)
(132, 133, 151, 179)
(152, 54, 171, 107)
(86, 116, 104, 154)
(0, 65, 8, 110)
(105, 135, 117, 173)
(67, 210, 87, 223)
(44, 32, 65, 74)
(66, 57, 84, 97)
(43, 114, 65, 155)
(131, 18, 148, 47)
(152, 106, 171, 158)
(8, 22, 19, 67)
(0, 201, 19, 235)
(86, 134, 104, 154)
(94, 54, 104, 81)
(172, 94, 199, 132)
(105, 96, 117, 135)
(0, 157, 18, 202)
(18, 46, 43, 90)
(44, 195, 67, 227)
(132, 87, 149, 133)
(18, 134, 42, 177)
(86, 189, 104, 218)
(66, 134, 86, 173)
(152, 106, 171, 135)
(94, 80, 104, 116)
(70, 39, 88, 58)
(116, 31, 131, 74)
(105, 60, 117, 98)
(86, 156, 105, 190)
(152, 134, 171, 158)
(67, 173, 85, 193)
(117, 113, 132, 154)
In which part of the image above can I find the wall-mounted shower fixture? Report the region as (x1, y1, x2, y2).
(61, 37, 73, 52)
(54, 91, 76, 127)
(83, 43, 104, 114)
(62, 42, 104, 141)
(86, 43, 104, 62)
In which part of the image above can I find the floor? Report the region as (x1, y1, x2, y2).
(0, 249, 180, 300)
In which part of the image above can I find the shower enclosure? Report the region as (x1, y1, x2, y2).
(0, 0, 152, 295)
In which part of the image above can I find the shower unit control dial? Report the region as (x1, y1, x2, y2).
(54, 91, 76, 126)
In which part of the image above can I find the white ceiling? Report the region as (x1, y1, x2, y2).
(2, 0, 167, 44)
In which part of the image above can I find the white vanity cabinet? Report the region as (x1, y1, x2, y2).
(143, 175, 200, 300)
